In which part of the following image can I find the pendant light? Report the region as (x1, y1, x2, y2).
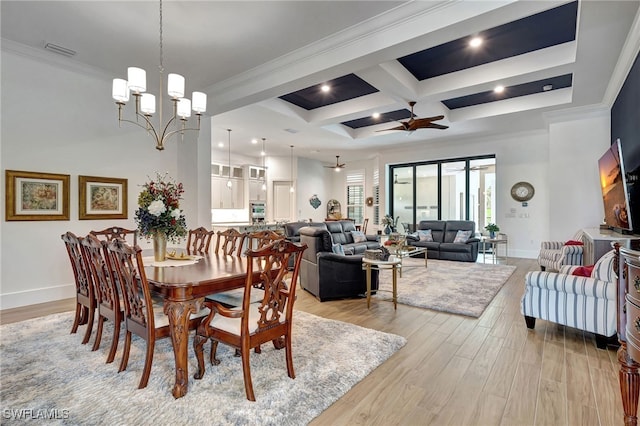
(290, 145, 294, 193)
(261, 138, 267, 191)
(226, 129, 232, 189)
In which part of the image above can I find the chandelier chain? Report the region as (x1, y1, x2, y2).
(159, 0, 164, 73)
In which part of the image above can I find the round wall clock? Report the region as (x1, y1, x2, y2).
(510, 181, 535, 202)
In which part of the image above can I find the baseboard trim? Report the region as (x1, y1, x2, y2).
(0, 284, 75, 310)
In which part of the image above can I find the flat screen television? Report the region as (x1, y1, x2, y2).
(598, 138, 634, 232)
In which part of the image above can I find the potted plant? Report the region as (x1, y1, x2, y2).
(484, 223, 500, 239)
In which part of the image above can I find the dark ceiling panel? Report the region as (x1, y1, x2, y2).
(398, 1, 578, 81)
(442, 74, 573, 109)
(279, 73, 379, 110)
(342, 109, 412, 129)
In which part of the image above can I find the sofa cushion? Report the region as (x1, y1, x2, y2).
(332, 243, 345, 256)
(565, 240, 584, 246)
(417, 221, 446, 242)
(453, 230, 472, 243)
(416, 230, 433, 242)
(443, 220, 475, 243)
(440, 242, 474, 253)
(351, 230, 367, 243)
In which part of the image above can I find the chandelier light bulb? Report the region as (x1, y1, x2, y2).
(227, 180, 233, 189)
(167, 73, 185, 98)
(140, 93, 156, 115)
(261, 182, 267, 191)
(177, 98, 191, 118)
(191, 92, 207, 113)
(127, 67, 146, 93)
(112, 79, 130, 103)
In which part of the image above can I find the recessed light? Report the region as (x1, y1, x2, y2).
(543, 84, 553, 91)
(494, 85, 505, 93)
(469, 37, 483, 48)
(321, 84, 330, 92)
(251, 139, 258, 144)
(218, 142, 224, 148)
(372, 112, 380, 119)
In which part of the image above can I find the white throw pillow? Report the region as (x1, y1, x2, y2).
(453, 230, 472, 243)
(351, 230, 367, 243)
(416, 230, 433, 242)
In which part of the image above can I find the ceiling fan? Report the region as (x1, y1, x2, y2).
(324, 155, 346, 171)
(394, 174, 410, 184)
(377, 101, 449, 132)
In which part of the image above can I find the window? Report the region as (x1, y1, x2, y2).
(346, 170, 364, 224)
(390, 156, 495, 233)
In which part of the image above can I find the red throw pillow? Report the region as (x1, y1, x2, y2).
(572, 265, 594, 277)
(565, 240, 584, 246)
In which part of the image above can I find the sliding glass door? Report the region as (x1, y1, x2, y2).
(389, 155, 495, 233)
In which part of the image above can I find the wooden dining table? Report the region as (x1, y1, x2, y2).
(144, 252, 259, 399)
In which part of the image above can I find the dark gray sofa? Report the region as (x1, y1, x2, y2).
(295, 221, 380, 301)
(407, 220, 480, 262)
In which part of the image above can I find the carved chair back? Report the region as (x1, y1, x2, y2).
(61, 231, 95, 344)
(187, 226, 215, 254)
(81, 233, 123, 361)
(215, 228, 247, 256)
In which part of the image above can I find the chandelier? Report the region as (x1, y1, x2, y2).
(111, 0, 206, 151)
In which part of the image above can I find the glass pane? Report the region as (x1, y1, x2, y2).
(469, 158, 496, 234)
(347, 206, 363, 223)
(440, 161, 466, 221)
(392, 167, 413, 232)
(415, 164, 438, 228)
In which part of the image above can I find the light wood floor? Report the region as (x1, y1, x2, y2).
(0, 257, 623, 425)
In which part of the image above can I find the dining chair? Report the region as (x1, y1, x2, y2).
(81, 234, 123, 363)
(247, 230, 284, 251)
(193, 239, 307, 401)
(207, 230, 285, 309)
(90, 226, 138, 246)
(106, 238, 206, 389)
(215, 228, 247, 256)
(187, 226, 215, 254)
(61, 231, 96, 345)
(361, 218, 369, 234)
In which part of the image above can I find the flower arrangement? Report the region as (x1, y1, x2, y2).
(381, 214, 399, 231)
(135, 172, 187, 242)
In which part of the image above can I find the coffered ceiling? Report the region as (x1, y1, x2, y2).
(2, 1, 639, 165)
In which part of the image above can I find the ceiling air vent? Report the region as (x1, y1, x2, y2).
(44, 43, 76, 57)
(283, 128, 299, 134)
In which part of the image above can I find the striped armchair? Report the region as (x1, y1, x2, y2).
(521, 249, 617, 349)
(537, 229, 585, 272)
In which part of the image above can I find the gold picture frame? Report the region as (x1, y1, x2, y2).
(79, 175, 128, 220)
(5, 170, 70, 221)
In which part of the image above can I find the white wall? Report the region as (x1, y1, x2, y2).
(1, 47, 210, 309)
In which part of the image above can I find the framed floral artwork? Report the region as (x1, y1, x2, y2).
(5, 170, 70, 221)
(79, 175, 128, 220)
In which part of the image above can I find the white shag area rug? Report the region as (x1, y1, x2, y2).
(0, 310, 405, 425)
(376, 258, 516, 317)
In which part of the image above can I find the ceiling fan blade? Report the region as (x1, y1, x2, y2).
(427, 123, 449, 130)
(376, 121, 410, 132)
